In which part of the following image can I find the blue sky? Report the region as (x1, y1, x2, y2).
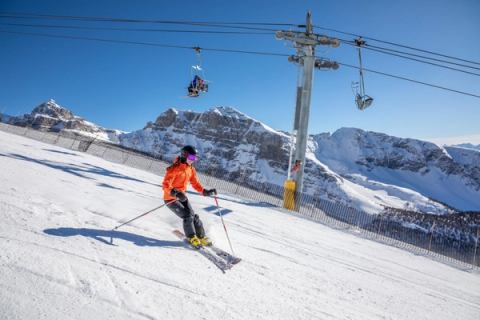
(1, 0, 479, 142)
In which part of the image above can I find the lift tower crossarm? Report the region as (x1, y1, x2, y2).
(276, 31, 340, 47)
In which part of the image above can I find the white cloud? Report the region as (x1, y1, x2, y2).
(423, 133, 480, 146)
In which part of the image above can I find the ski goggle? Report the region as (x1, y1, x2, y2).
(186, 154, 198, 161)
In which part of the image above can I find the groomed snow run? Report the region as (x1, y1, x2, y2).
(0, 130, 479, 320)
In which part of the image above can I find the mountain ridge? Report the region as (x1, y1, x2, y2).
(2, 100, 479, 214)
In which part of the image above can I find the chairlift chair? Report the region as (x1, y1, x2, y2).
(187, 47, 209, 98)
(353, 37, 374, 110)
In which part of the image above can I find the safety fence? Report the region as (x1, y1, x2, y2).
(0, 122, 478, 270)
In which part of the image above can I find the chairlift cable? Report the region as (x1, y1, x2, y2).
(2, 11, 478, 67)
(1, 29, 478, 99)
(1, 12, 478, 66)
(0, 22, 273, 35)
(0, 13, 281, 32)
(5, 20, 477, 75)
(0, 12, 298, 27)
(364, 42, 480, 71)
(341, 39, 480, 77)
(337, 61, 480, 99)
(340, 38, 480, 71)
(364, 46, 480, 77)
(0, 29, 289, 56)
(313, 24, 480, 66)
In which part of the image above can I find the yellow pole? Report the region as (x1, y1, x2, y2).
(283, 179, 296, 210)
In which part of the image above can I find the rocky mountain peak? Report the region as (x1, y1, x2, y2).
(208, 106, 251, 120)
(31, 99, 75, 120)
(5, 100, 120, 141)
(149, 106, 282, 139)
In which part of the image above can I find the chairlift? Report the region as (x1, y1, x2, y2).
(352, 37, 374, 110)
(187, 47, 209, 98)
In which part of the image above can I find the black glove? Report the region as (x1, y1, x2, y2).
(170, 188, 187, 202)
(202, 188, 217, 197)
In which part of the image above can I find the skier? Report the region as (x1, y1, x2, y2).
(163, 145, 217, 247)
(290, 160, 302, 180)
(187, 83, 199, 97)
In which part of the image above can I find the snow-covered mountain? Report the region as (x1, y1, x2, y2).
(119, 107, 480, 214)
(313, 129, 480, 212)
(451, 143, 480, 152)
(4, 100, 480, 214)
(1, 99, 123, 142)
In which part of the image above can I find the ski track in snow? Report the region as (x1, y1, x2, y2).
(231, 215, 479, 310)
(0, 130, 479, 320)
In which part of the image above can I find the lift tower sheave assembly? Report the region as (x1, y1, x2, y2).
(276, 12, 340, 210)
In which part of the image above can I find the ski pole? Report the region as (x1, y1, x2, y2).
(112, 199, 176, 231)
(214, 196, 235, 256)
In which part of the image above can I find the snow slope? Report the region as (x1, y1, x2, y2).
(0, 131, 479, 320)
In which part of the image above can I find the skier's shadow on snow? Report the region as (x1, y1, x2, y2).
(5, 153, 158, 187)
(43, 148, 79, 156)
(44, 227, 184, 247)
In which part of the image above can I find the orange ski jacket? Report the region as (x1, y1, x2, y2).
(162, 159, 204, 201)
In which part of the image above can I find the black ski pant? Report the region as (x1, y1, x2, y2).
(166, 199, 205, 239)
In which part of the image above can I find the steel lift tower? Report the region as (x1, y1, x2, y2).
(277, 12, 340, 209)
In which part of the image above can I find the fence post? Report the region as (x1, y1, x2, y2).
(313, 195, 321, 221)
(69, 136, 76, 149)
(101, 145, 108, 158)
(147, 158, 154, 171)
(355, 208, 361, 231)
(377, 213, 385, 236)
(233, 177, 240, 194)
(205, 166, 213, 186)
(428, 222, 435, 253)
(473, 227, 479, 269)
(122, 152, 130, 164)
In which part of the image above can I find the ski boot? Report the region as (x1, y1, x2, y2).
(189, 236, 202, 248)
(199, 236, 212, 246)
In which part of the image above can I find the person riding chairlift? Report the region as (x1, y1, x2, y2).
(188, 75, 207, 97)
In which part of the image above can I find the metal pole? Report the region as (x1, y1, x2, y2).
(112, 200, 176, 231)
(293, 47, 314, 193)
(214, 196, 235, 255)
(358, 47, 366, 95)
(473, 227, 479, 269)
(69, 137, 76, 150)
(288, 66, 302, 180)
(276, 11, 339, 194)
(428, 222, 435, 252)
(287, 130, 296, 180)
(292, 13, 315, 193)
